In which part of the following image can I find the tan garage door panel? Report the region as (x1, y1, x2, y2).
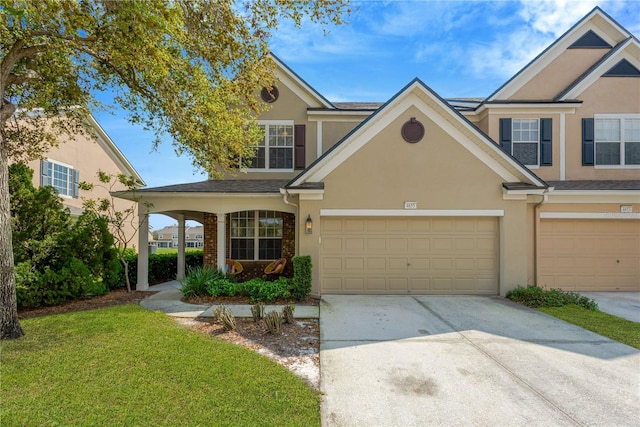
(539, 219, 640, 291)
(320, 217, 499, 294)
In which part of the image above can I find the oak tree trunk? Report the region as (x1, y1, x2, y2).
(0, 133, 24, 339)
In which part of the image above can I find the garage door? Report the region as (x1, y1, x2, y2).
(539, 219, 640, 291)
(320, 217, 499, 294)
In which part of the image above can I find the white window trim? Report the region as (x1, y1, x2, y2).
(512, 118, 540, 167)
(594, 114, 640, 169)
(230, 210, 283, 261)
(248, 120, 295, 172)
(43, 158, 76, 198)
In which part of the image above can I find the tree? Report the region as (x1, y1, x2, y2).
(80, 171, 149, 293)
(9, 162, 119, 308)
(1, 0, 349, 339)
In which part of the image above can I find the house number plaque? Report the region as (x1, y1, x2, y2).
(404, 201, 417, 209)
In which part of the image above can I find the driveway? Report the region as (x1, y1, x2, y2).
(581, 292, 640, 323)
(320, 295, 640, 426)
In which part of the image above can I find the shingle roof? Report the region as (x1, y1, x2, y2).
(331, 102, 384, 110)
(548, 180, 640, 190)
(138, 180, 289, 193)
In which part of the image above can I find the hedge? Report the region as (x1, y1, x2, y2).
(117, 250, 204, 289)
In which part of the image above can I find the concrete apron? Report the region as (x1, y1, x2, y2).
(320, 295, 640, 427)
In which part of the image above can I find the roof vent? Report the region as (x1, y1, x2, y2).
(603, 59, 640, 77)
(261, 86, 279, 103)
(401, 117, 425, 143)
(569, 30, 611, 49)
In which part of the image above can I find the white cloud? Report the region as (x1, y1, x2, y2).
(468, 0, 603, 79)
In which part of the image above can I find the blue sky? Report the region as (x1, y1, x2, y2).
(92, 0, 640, 230)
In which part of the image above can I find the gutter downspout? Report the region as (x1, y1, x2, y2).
(281, 189, 299, 256)
(533, 191, 550, 286)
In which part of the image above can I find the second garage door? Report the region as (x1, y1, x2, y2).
(320, 217, 499, 294)
(539, 219, 640, 291)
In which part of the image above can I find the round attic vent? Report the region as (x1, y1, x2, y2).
(401, 117, 425, 143)
(261, 86, 279, 103)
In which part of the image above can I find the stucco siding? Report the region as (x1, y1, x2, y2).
(510, 48, 611, 100)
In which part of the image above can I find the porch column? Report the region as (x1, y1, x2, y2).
(217, 213, 226, 270)
(177, 214, 185, 280)
(137, 212, 149, 290)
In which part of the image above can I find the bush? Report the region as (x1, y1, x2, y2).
(207, 278, 241, 298)
(180, 266, 224, 298)
(115, 250, 204, 289)
(506, 285, 598, 310)
(242, 277, 291, 302)
(292, 255, 312, 300)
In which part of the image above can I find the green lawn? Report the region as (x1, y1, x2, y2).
(155, 247, 202, 254)
(540, 305, 640, 350)
(1, 305, 320, 426)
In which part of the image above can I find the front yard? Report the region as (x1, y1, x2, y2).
(1, 305, 320, 426)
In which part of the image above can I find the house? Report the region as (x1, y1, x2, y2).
(26, 112, 145, 244)
(124, 7, 639, 295)
(155, 225, 204, 249)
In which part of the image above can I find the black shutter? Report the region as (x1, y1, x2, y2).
(294, 124, 306, 169)
(40, 160, 50, 186)
(540, 118, 552, 166)
(582, 118, 594, 166)
(499, 118, 512, 154)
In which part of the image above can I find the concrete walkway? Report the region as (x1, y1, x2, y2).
(581, 292, 640, 323)
(140, 280, 320, 318)
(320, 295, 640, 427)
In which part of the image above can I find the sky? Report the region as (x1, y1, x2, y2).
(91, 0, 640, 230)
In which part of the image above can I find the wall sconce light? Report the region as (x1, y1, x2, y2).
(305, 215, 313, 234)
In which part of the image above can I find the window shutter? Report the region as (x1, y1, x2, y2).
(40, 160, 51, 187)
(499, 118, 512, 154)
(540, 118, 552, 166)
(294, 124, 306, 169)
(72, 169, 80, 198)
(582, 118, 594, 166)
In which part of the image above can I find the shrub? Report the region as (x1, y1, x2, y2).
(116, 250, 204, 289)
(251, 303, 265, 322)
(242, 276, 291, 302)
(283, 303, 295, 324)
(214, 305, 236, 331)
(506, 285, 598, 311)
(292, 255, 312, 300)
(264, 311, 283, 334)
(180, 266, 223, 298)
(207, 278, 241, 298)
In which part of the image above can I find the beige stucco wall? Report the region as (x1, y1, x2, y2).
(27, 132, 140, 246)
(321, 120, 364, 153)
(297, 106, 530, 296)
(510, 48, 610, 100)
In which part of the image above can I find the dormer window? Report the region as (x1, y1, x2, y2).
(249, 121, 294, 170)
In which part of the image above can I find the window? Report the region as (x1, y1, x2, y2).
(595, 116, 640, 166)
(512, 119, 539, 166)
(249, 122, 294, 170)
(230, 211, 283, 260)
(499, 118, 552, 167)
(195, 234, 203, 239)
(41, 160, 79, 198)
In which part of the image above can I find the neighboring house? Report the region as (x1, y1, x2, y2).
(27, 112, 145, 244)
(155, 225, 204, 248)
(125, 7, 639, 294)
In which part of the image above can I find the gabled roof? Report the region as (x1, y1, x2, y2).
(269, 53, 334, 109)
(85, 113, 145, 186)
(556, 37, 640, 100)
(486, 7, 632, 102)
(287, 78, 547, 190)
